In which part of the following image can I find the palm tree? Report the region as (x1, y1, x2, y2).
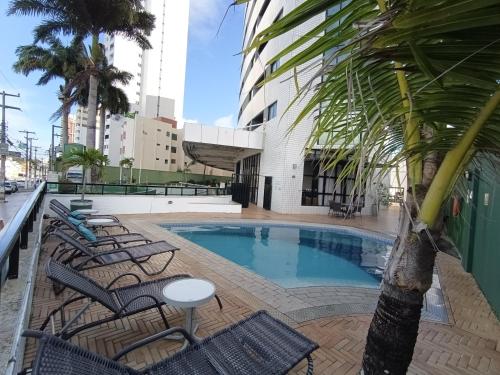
(13, 36, 86, 146)
(63, 148, 108, 201)
(8, 0, 155, 149)
(67, 50, 132, 152)
(97, 62, 131, 152)
(238, 0, 500, 373)
(119, 157, 134, 184)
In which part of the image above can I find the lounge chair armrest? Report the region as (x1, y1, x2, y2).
(112, 327, 196, 360)
(87, 237, 121, 248)
(22, 330, 45, 339)
(116, 294, 163, 315)
(105, 273, 142, 289)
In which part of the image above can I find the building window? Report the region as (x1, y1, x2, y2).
(165, 145, 169, 150)
(171, 133, 177, 141)
(171, 146, 177, 153)
(156, 158, 159, 161)
(164, 159, 169, 164)
(270, 60, 280, 74)
(171, 159, 176, 164)
(105, 135, 109, 139)
(266, 101, 277, 120)
(166, 131, 170, 137)
(157, 128, 161, 132)
(156, 143, 160, 146)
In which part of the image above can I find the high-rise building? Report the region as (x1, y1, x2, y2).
(103, 0, 190, 123)
(183, 0, 384, 214)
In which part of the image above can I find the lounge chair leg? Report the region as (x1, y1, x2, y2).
(306, 355, 314, 375)
(214, 294, 223, 310)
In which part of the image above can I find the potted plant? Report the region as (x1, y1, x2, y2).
(63, 148, 108, 211)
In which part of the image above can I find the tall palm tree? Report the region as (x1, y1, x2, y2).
(237, 0, 500, 373)
(67, 51, 132, 152)
(13, 36, 86, 146)
(8, 0, 155, 149)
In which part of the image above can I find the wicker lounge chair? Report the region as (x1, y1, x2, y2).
(50, 229, 179, 277)
(40, 259, 192, 339)
(24, 310, 318, 374)
(48, 200, 130, 235)
(43, 210, 148, 247)
(50, 198, 121, 222)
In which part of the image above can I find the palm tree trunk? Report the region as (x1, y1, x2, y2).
(99, 105, 106, 152)
(362, 184, 438, 374)
(60, 94, 70, 147)
(81, 168, 86, 201)
(86, 34, 100, 149)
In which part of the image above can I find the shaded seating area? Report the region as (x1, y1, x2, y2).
(23, 311, 318, 375)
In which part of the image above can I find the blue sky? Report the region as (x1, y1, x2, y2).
(0, 0, 244, 155)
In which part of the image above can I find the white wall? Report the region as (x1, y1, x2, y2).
(238, 0, 325, 214)
(46, 194, 241, 215)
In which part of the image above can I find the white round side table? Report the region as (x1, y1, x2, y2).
(75, 209, 99, 215)
(163, 278, 216, 345)
(86, 218, 114, 235)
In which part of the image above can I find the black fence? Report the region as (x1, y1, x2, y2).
(46, 182, 231, 197)
(0, 182, 46, 300)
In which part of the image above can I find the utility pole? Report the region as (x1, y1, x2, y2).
(33, 146, 41, 183)
(19, 130, 35, 188)
(51, 124, 61, 171)
(27, 137, 37, 187)
(1, 91, 21, 202)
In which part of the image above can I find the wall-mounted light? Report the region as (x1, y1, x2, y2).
(464, 170, 471, 181)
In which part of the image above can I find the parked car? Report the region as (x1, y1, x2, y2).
(9, 181, 18, 192)
(3, 181, 13, 194)
(16, 180, 26, 189)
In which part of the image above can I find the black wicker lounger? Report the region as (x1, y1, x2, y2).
(24, 311, 318, 374)
(44, 213, 150, 248)
(41, 259, 192, 339)
(50, 198, 121, 222)
(50, 229, 179, 276)
(47, 201, 130, 236)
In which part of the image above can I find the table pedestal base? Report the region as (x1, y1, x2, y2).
(165, 307, 201, 349)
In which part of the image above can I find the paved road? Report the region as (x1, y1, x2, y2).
(0, 191, 35, 228)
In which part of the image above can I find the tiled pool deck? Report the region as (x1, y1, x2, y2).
(23, 206, 500, 374)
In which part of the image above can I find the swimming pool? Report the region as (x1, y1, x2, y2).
(162, 223, 393, 289)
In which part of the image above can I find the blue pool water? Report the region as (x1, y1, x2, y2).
(162, 223, 393, 289)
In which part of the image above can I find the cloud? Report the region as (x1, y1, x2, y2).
(189, 0, 229, 42)
(214, 114, 234, 128)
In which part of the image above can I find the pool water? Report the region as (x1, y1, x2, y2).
(163, 223, 393, 289)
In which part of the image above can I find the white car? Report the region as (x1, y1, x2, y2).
(3, 182, 13, 194)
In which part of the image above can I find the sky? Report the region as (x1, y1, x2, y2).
(0, 0, 245, 157)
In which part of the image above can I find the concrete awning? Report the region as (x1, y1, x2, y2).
(183, 123, 263, 171)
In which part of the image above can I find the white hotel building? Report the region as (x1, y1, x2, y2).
(184, 0, 377, 214)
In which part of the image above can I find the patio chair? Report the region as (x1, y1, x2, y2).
(23, 310, 318, 375)
(48, 201, 130, 235)
(328, 200, 344, 217)
(50, 229, 180, 277)
(50, 198, 121, 222)
(40, 259, 192, 339)
(43, 209, 147, 246)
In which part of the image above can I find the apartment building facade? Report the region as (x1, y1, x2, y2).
(103, 0, 189, 123)
(183, 0, 381, 214)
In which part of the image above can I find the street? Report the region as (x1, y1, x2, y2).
(0, 191, 35, 228)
